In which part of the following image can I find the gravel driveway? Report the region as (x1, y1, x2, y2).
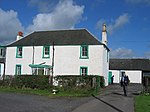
(0, 92, 91, 112)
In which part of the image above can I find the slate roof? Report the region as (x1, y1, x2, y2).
(109, 59, 150, 71)
(7, 29, 106, 47)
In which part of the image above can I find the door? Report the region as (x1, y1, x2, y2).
(108, 71, 112, 84)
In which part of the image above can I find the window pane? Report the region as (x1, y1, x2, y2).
(16, 65, 21, 75)
(0, 64, 1, 75)
(45, 47, 49, 55)
(81, 67, 87, 76)
(17, 47, 22, 57)
(81, 46, 88, 57)
(38, 69, 44, 75)
(43, 46, 50, 58)
(0, 49, 2, 56)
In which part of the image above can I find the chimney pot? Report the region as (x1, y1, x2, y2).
(102, 23, 106, 32)
(17, 31, 23, 40)
(18, 32, 23, 37)
(102, 23, 107, 45)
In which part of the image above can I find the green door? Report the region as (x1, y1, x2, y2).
(108, 71, 112, 84)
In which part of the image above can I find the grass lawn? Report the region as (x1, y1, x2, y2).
(0, 86, 97, 97)
(135, 94, 150, 112)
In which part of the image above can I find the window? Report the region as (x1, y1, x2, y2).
(0, 49, 3, 57)
(80, 67, 88, 76)
(43, 46, 50, 58)
(80, 45, 88, 59)
(15, 65, 21, 75)
(0, 47, 5, 58)
(16, 47, 23, 58)
(0, 64, 1, 76)
(107, 51, 109, 62)
(29, 64, 52, 75)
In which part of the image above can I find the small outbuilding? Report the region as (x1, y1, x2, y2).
(109, 59, 150, 86)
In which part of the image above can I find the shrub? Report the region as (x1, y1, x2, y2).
(0, 75, 51, 90)
(54, 75, 105, 90)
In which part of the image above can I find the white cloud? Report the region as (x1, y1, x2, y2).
(125, 0, 150, 5)
(110, 48, 135, 58)
(27, 0, 84, 33)
(96, 13, 129, 34)
(144, 52, 150, 59)
(107, 13, 129, 34)
(28, 0, 59, 13)
(0, 8, 24, 44)
(0, 0, 84, 44)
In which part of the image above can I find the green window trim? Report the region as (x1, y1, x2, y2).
(29, 64, 52, 69)
(15, 64, 22, 75)
(42, 46, 50, 58)
(80, 45, 89, 59)
(80, 66, 88, 76)
(0, 64, 1, 75)
(16, 46, 23, 58)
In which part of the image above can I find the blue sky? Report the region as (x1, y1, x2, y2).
(0, 0, 150, 58)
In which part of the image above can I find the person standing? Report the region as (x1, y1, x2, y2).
(111, 75, 114, 84)
(120, 72, 129, 96)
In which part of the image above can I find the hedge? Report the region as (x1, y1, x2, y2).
(54, 75, 105, 89)
(0, 75, 105, 90)
(1, 75, 51, 90)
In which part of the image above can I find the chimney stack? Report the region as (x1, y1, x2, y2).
(102, 23, 107, 45)
(16, 31, 23, 40)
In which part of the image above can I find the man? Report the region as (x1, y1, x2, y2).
(111, 75, 114, 84)
(120, 72, 129, 96)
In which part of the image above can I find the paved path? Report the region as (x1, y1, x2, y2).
(0, 84, 143, 112)
(0, 92, 91, 112)
(72, 84, 143, 112)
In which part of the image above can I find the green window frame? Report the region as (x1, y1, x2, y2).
(42, 46, 50, 58)
(15, 64, 21, 75)
(80, 45, 89, 59)
(80, 66, 88, 76)
(0, 64, 1, 75)
(0, 48, 3, 57)
(16, 46, 23, 58)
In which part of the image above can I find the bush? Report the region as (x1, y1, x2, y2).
(54, 75, 105, 90)
(0, 75, 51, 90)
(0, 75, 105, 92)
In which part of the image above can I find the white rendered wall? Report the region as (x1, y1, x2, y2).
(109, 70, 142, 83)
(5, 46, 53, 75)
(5, 45, 108, 85)
(54, 45, 103, 75)
(109, 70, 120, 83)
(54, 45, 108, 86)
(101, 47, 109, 86)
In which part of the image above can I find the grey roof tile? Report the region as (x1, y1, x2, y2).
(7, 29, 103, 46)
(109, 59, 150, 71)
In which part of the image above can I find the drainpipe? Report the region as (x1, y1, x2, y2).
(32, 43, 35, 75)
(50, 42, 55, 86)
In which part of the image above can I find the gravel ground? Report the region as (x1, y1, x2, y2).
(0, 92, 92, 112)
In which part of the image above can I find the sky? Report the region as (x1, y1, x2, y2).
(0, 0, 150, 59)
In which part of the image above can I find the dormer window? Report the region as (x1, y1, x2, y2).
(80, 45, 89, 59)
(16, 47, 23, 58)
(43, 46, 50, 58)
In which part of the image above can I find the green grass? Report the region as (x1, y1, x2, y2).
(0, 86, 97, 97)
(135, 94, 150, 112)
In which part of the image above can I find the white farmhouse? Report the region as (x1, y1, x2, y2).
(5, 25, 110, 85)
